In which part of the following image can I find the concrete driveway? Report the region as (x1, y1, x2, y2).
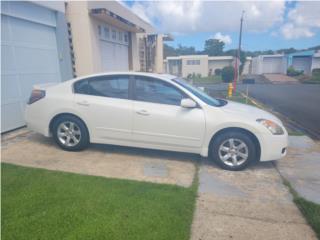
(2, 131, 317, 239)
(2, 131, 197, 187)
(191, 159, 317, 240)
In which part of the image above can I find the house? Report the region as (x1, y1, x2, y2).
(312, 51, 320, 72)
(252, 50, 320, 76)
(208, 56, 234, 75)
(287, 50, 320, 75)
(1, 1, 73, 133)
(165, 55, 235, 77)
(66, 1, 168, 77)
(1, 1, 164, 133)
(251, 54, 287, 75)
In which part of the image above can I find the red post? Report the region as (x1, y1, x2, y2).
(233, 58, 238, 93)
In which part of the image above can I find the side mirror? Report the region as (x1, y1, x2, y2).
(181, 98, 197, 108)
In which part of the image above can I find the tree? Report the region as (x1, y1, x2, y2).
(204, 39, 225, 56)
(163, 44, 197, 58)
(176, 44, 197, 55)
(164, 44, 178, 58)
(224, 49, 246, 74)
(221, 66, 235, 83)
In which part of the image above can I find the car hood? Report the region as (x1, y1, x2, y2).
(220, 100, 282, 124)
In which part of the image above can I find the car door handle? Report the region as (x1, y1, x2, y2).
(76, 100, 90, 106)
(136, 109, 150, 116)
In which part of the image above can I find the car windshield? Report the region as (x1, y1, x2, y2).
(172, 78, 225, 107)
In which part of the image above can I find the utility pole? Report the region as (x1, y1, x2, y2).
(233, 10, 245, 93)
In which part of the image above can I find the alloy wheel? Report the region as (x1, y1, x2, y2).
(57, 121, 82, 147)
(218, 138, 249, 167)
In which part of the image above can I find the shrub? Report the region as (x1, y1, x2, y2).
(312, 68, 320, 76)
(214, 68, 222, 76)
(311, 68, 320, 82)
(196, 73, 201, 78)
(221, 66, 235, 83)
(287, 66, 303, 76)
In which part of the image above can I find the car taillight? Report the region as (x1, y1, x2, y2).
(28, 89, 46, 104)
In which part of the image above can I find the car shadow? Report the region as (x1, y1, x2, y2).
(24, 132, 275, 171)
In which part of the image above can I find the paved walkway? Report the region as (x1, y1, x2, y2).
(276, 136, 320, 204)
(191, 137, 318, 240)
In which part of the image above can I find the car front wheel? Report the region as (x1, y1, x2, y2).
(52, 115, 89, 151)
(211, 131, 256, 171)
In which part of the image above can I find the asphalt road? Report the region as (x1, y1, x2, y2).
(239, 84, 320, 139)
(201, 83, 320, 139)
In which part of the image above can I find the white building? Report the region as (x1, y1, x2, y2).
(165, 55, 235, 77)
(251, 55, 287, 75)
(66, 1, 168, 77)
(1, 1, 166, 133)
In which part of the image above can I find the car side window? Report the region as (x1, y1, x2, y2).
(74, 80, 89, 94)
(74, 76, 129, 100)
(134, 77, 185, 106)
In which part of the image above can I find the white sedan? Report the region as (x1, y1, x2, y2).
(25, 72, 288, 171)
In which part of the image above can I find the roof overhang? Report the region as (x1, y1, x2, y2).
(90, 8, 145, 33)
(208, 56, 234, 61)
(87, 1, 155, 33)
(163, 34, 174, 41)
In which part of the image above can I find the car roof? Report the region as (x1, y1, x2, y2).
(71, 72, 178, 82)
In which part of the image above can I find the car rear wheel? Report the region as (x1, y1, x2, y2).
(211, 131, 256, 171)
(52, 115, 89, 151)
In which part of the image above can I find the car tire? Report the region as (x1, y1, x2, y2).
(52, 115, 89, 151)
(211, 131, 256, 171)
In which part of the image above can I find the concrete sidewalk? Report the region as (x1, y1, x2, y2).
(191, 160, 316, 240)
(276, 136, 320, 204)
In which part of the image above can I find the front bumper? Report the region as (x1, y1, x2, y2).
(259, 132, 288, 161)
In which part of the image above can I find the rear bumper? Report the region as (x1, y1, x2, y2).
(25, 105, 50, 137)
(259, 132, 288, 161)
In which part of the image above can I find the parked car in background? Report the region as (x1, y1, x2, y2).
(25, 72, 288, 171)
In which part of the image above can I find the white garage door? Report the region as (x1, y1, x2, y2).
(1, 4, 61, 132)
(101, 41, 129, 71)
(263, 57, 284, 74)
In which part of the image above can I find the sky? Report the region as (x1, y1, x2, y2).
(123, 0, 320, 51)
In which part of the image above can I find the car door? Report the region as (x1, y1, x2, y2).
(73, 75, 133, 143)
(132, 76, 206, 150)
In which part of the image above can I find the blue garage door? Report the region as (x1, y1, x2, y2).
(1, 2, 61, 132)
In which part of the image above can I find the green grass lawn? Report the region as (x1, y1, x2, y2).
(294, 197, 320, 239)
(191, 75, 222, 84)
(208, 89, 255, 106)
(283, 179, 320, 239)
(1, 163, 197, 240)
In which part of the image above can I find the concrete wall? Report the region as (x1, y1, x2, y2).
(155, 35, 164, 73)
(311, 57, 320, 72)
(181, 56, 208, 77)
(242, 59, 252, 75)
(252, 55, 286, 74)
(66, 1, 96, 76)
(56, 11, 73, 81)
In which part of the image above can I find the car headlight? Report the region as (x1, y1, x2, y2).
(256, 119, 284, 135)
